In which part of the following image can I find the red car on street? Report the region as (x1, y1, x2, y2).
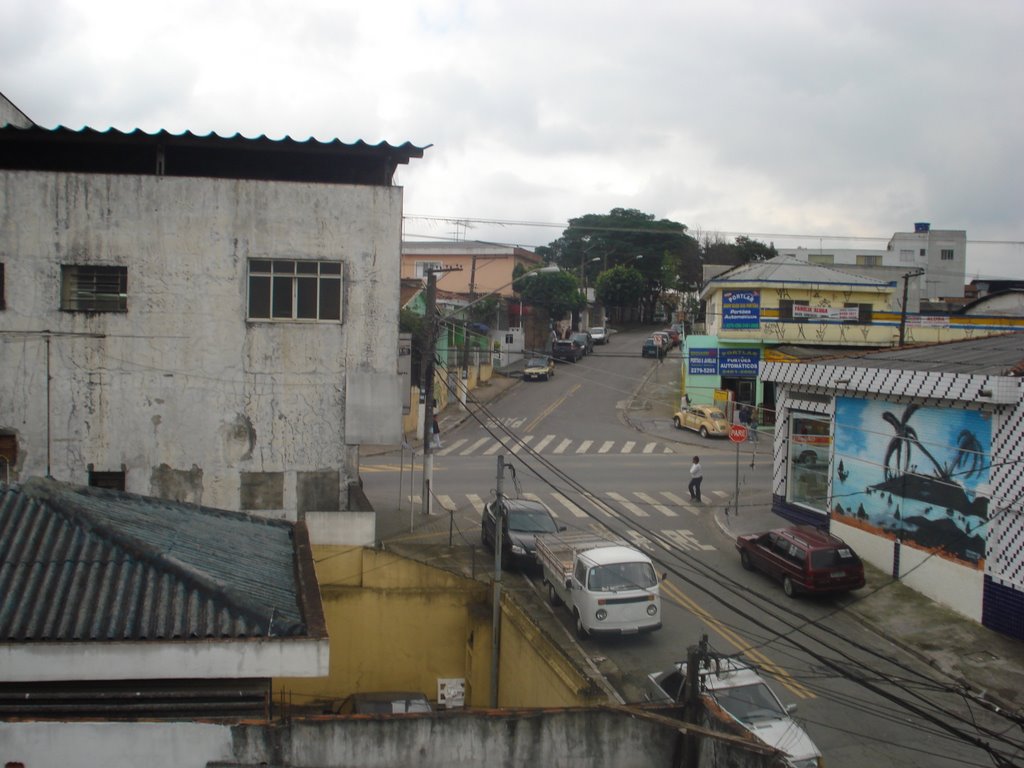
(736, 525, 865, 597)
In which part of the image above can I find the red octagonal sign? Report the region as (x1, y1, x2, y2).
(729, 424, 748, 443)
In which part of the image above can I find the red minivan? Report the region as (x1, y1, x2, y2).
(736, 525, 865, 597)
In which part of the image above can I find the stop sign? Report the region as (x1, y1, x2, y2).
(729, 424, 748, 443)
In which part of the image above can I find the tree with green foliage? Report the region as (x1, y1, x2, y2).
(595, 265, 646, 316)
(516, 269, 585, 324)
(701, 234, 777, 266)
(538, 208, 702, 321)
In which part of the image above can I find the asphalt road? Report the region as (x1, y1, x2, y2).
(360, 328, 1015, 768)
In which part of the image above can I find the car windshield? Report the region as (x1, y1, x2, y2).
(592, 327, 605, 334)
(507, 507, 558, 533)
(711, 682, 787, 723)
(587, 561, 657, 591)
(526, 358, 547, 367)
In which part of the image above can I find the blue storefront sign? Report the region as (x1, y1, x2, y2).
(722, 290, 761, 330)
(688, 348, 719, 375)
(719, 348, 760, 377)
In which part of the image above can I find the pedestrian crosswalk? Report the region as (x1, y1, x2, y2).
(433, 434, 677, 457)
(409, 489, 728, 523)
(407, 489, 725, 553)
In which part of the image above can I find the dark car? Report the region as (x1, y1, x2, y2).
(641, 337, 664, 358)
(737, 525, 865, 597)
(571, 331, 594, 355)
(481, 497, 564, 569)
(552, 338, 583, 362)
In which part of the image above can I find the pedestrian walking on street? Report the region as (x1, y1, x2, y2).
(688, 455, 703, 502)
(431, 415, 442, 448)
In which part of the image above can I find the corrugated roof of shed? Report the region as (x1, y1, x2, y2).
(0, 477, 309, 642)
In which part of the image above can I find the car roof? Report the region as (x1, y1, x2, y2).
(583, 545, 652, 566)
(776, 525, 845, 549)
(502, 498, 551, 513)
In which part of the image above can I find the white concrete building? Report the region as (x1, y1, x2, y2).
(778, 223, 967, 302)
(0, 122, 424, 518)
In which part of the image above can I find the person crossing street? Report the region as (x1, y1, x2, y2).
(688, 455, 703, 502)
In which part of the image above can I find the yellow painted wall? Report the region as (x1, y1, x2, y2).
(402, 363, 496, 436)
(707, 284, 1024, 347)
(276, 547, 601, 711)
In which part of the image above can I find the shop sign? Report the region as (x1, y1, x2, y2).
(719, 348, 761, 376)
(688, 348, 719, 375)
(722, 290, 761, 329)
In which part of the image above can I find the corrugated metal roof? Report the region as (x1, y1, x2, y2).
(703, 254, 894, 297)
(0, 124, 427, 185)
(0, 477, 309, 642)
(804, 332, 1024, 376)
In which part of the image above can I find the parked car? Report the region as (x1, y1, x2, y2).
(652, 330, 671, 350)
(571, 331, 594, 355)
(649, 657, 823, 768)
(736, 525, 865, 597)
(523, 356, 555, 381)
(672, 406, 729, 438)
(552, 338, 584, 362)
(791, 434, 830, 467)
(481, 497, 564, 569)
(641, 337, 663, 358)
(336, 691, 433, 714)
(589, 326, 608, 344)
(662, 328, 680, 347)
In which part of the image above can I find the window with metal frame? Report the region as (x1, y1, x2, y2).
(247, 259, 342, 321)
(941, 249, 954, 261)
(60, 265, 127, 312)
(0, 263, 5, 310)
(843, 302, 873, 324)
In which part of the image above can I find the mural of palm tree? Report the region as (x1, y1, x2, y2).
(946, 430, 985, 480)
(881, 404, 951, 482)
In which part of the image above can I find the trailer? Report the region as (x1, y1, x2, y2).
(535, 530, 662, 638)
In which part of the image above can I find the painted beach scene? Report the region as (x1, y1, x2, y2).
(831, 397, 990, 566)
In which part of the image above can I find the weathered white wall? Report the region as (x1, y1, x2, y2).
(0, 170, 403, 517)
(0, 710, 777, 768)
(1, 636, 330, 682)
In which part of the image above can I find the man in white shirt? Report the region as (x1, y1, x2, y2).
(688, 455, 703, 502)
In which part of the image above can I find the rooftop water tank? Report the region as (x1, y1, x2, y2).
(914, 222, 931, 233)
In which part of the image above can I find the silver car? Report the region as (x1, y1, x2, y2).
(649, 657, 822, 768)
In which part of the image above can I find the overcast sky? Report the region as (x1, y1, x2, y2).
(2, 0, 1021, 279)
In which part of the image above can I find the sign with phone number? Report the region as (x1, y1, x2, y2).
(688, 348, 719, 375)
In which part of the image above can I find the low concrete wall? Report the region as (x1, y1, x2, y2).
(1, 708, 784, 768)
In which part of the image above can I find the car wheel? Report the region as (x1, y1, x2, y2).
(740, 550, 753, 571)
(699, 426, 709, 439)
(547, 582, 561, 607)
(574, 610, 590, 640)
(783, 576, 797, 598)
(673, 416, 682, 429)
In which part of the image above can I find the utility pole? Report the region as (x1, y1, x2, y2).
(489, 454, 509, 707)
(684, 634, 709, 767)
(898, 269, 925, 347)
(420, 266, 459, 516)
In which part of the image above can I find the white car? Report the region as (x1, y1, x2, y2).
(589, 326, 608, 344)
(649, 657, 822, 768)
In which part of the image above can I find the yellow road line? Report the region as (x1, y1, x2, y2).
(660, 579, 815, 700)
(524, 383, 581, 433)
